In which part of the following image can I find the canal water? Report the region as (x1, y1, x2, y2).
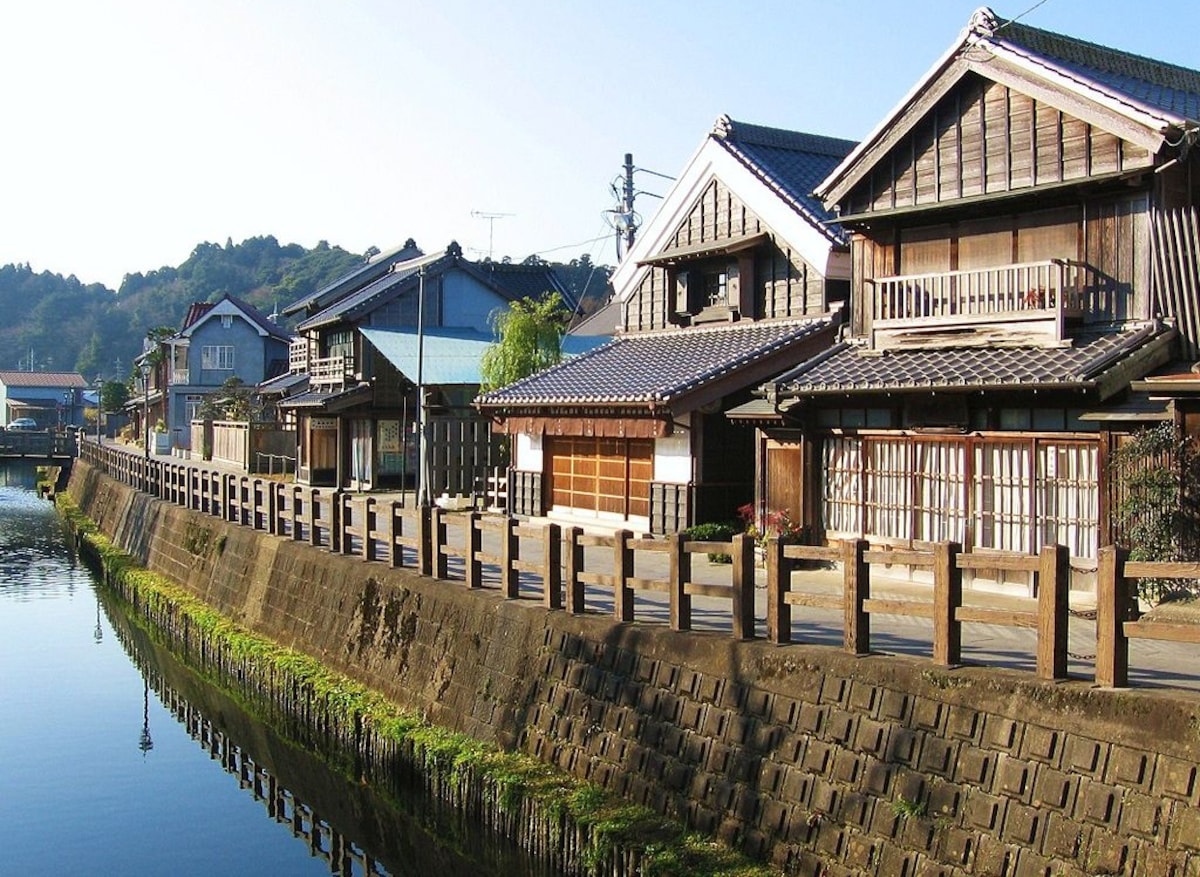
(0, 464, 552, 876)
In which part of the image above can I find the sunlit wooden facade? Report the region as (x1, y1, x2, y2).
(756, 8, 1200, 577)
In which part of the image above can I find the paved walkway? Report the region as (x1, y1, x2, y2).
(91, 438, 1200, 693)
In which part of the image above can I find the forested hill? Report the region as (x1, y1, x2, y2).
(0, 236, 612, 381)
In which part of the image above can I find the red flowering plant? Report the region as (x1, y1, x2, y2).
(738, 502, 803, 548)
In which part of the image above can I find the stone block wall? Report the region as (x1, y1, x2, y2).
(68, 461, 1200, 874)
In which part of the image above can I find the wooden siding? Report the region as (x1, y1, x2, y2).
(623, 177, 828, 332)
(845, 74, 1155, 217)
(1151, 205, 1200, 359)
(547, 436, 653, 518)
(849, 195, 1149, 339)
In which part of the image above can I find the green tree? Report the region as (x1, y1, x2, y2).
(100, 380, 129, 413)
(479, 293, 568, 392)
(1110, 422, 1200, 602)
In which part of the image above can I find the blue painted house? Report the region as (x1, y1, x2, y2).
(154, 295, 292, 450)
(278, 241, 572, 492)
(0, 371, 88, 429)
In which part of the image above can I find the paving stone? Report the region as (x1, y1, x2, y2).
(826, 708, 857, 746)
(820, 676, 849, 706)
(1119, 792, 1162, 839)
(1156, 755, 1199, 803)
(861, 755, 893, 797)
(1080, 780, 1120, 828)
(1167, 802, 1200, 851)
(1064, 735, 1108, 778)
(919, 736, 959, 779)
(1002, 801, 1043, 846)
(946, 705, 983, 743)
(996, 756, 1033, 802)
(913, 697, 946, 733)
(954, 746, 994, 787)
(1032, 765, 1076, 811)
(1020, 725, 1061, 767)
(848, 681, 880, 715)
(879, 689, 911, 722)
(1107, 745, 1153, 791)
(853, 717, 890, 758)
(964, 789, 1006, 832)
(888, 727, 921, 766)
(985, 716, 1023, 754)
(1041, 811, 1084, 860)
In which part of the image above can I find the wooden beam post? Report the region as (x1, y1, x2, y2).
(766, 537, 789, 644)
(614, 529, 634, 622)
(466, 511, 483, 589)
(669, 532, 692, 632)
(432, 506, 448, 579)
(363, 497, 377, 562)
(388, 502, 402, 569)
(1036, 543, 1069, 680)
(932, 541, 962, 666)
(732, 533, 755, 640)
(501, 517, 520, 599)
(844, 539, 870, 655)
(566, 526, 585, 614)
(417, 505, 433, 577)
(543, 523, 562, 609)
(1095, 545, 1129, 687)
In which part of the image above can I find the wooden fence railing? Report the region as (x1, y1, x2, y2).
(79, 440, 1199, 688)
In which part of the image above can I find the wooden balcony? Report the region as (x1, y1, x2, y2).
(869, 259, 1088, 350)
(289, 339, 310, 373)
(309, 355, 355, 388)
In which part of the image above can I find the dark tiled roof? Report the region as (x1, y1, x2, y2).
(772, 326, 1163, 396)
(281, 240, 423, 316)
(278, 383, 370, 411)
(984, 9, 1200, 122)
(713, 116, 856, 245)
(478, 318, 833, 408)
(467, 261, 575, 312)
(296, 249, 450, 331)
(225, 294, 292, 341)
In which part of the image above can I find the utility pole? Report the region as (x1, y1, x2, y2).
(470, 210, 514, 260)
(622, 153, 636, 255)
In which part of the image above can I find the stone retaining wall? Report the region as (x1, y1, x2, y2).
(68, 460, 1200, 875)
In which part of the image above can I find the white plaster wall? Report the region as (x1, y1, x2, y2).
(515, 432, 543, 471)
(654, 422, 692, 484)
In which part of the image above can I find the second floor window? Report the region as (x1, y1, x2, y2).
(201, 345, 235, 370)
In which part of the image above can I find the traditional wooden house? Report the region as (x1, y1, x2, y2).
(279, 241, 572, 493)
(753, 7, 1200, 579)
(477, 117, 855, 533)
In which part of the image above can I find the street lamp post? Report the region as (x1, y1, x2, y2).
(94, 378, 103, 445)
(139, 362, 151, 463)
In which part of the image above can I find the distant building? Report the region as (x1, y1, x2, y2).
(0, 371, 88, 429)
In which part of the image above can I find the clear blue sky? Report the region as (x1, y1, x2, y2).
(1, 0, 1196, 290)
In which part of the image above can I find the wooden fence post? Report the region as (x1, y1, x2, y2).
(614, 529, 634, 622)
(330, 492, 343, 553)
(1096, 546, 1130, 687)
(543, 523, 562, 610)
(732, 533, 755, 640)
(432, 506, 448, 579)
(363, 497, 377, 561)
(766, 537, 789, 644)
(565, 526, 584, 614)
(388, 502, 402, 569)
(466, 511, 483, 589)
(502, 517, 519, 599)
(844, 539, 870, 655)
(669, 532, 691, 632)
(308, 488, 321, 547)
(1037, 543, 1069, 680)
(933, 541, 962, 666)
(417, 505, 433, 577)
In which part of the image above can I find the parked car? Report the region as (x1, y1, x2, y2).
(8, 418, 39, 431)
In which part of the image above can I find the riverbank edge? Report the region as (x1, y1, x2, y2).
(56, 491, 775, 877)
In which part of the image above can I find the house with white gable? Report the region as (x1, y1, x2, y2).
(478, 116, 855, 533)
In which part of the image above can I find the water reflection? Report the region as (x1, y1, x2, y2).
(0, 464, 75, 600)
(101, 578, 558, 877)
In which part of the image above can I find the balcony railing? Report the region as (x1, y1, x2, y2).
(309, 355, 355, 388)
(289, 339, 310, 373)
(869, 259, 1088, 349)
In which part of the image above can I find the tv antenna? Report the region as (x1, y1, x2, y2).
(470, 210, 514, 260)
